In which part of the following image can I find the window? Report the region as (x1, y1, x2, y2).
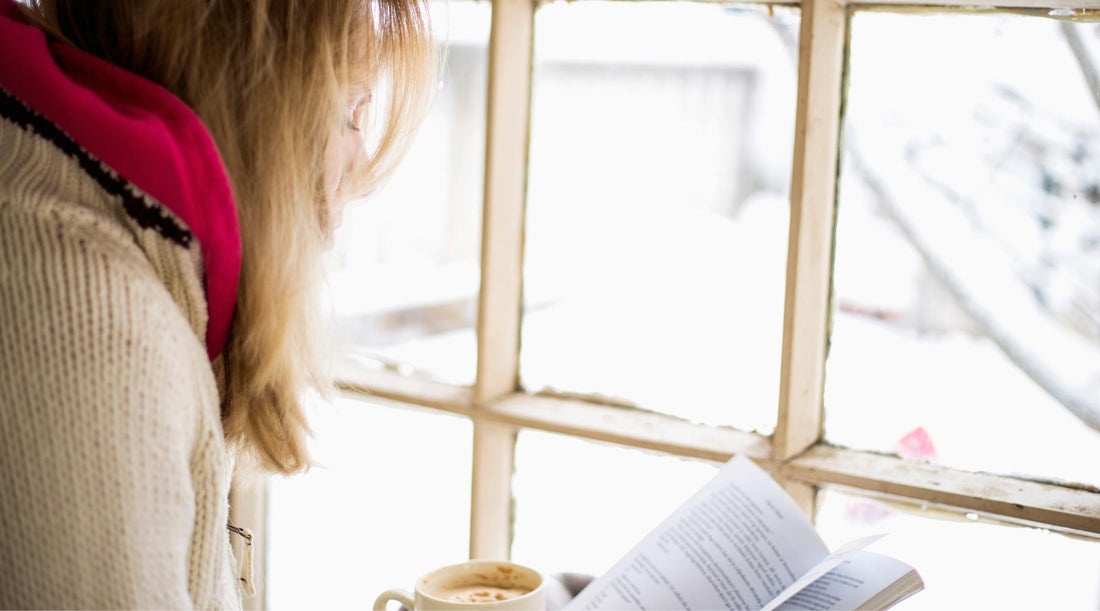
(828, 11, 1100, 488)
(265, 0, 1100, 608)
(521, 2, 798, 434)
(267, 397, 473, 609)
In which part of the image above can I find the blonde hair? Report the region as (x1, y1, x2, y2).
(23, 0, 437, 474)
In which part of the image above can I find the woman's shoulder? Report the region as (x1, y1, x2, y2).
(0, 138, 213, 392)
(0, 95, 214, 356)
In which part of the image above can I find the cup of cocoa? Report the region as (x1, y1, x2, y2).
(373, 560, 545, 611)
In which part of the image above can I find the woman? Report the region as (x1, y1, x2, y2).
(0, 0, 435, 607)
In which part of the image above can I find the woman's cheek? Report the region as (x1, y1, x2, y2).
(324, 124, 346, 202)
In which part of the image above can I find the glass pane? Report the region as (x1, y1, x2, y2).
(267, 396, 473, 609)
(521, 2, 799, 433)
(827, 12, 1100, 487)
(815, 488, 1100, 609)
(326, 2, 490, 386)
(511, 429, 719, 576)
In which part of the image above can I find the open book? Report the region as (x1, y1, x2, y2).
(565, 455, 923, 611)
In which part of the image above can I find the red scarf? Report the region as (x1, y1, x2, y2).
(0, 0, 241, 361)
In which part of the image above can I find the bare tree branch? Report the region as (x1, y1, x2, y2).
(1060, 23, 1100, 115)
(847, 129, 1100, 433)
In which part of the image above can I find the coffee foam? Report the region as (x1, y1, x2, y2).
(436, 584, 533, 603)
(426, 564, 538, 604)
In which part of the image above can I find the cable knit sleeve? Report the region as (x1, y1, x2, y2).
(0, 192, 226, 607)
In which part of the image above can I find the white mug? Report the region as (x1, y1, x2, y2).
(373, 560, 546, 611)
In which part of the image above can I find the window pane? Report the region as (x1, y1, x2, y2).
(521, 3, 799, 433)
(827, 12, 1100, 487)
(815, 488, 1100, 609)
(511, 430, 719, 576)
(267, 396, 473, 609)
(326, 2, 490, 386)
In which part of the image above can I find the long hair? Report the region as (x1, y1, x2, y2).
(22, 0, 437, 474)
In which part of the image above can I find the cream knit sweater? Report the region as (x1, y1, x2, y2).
(0, 97, 243, 608)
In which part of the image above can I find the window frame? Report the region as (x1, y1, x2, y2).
(253, 0, 1100, 603)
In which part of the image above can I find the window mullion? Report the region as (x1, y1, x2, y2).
(475, 0, 534, 403)
(774, 0, 848, 461)
(330, 371, 1100, 537)
(470, 0, 535, 560)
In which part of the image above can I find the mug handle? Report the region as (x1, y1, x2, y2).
(373, 588, 416, 611)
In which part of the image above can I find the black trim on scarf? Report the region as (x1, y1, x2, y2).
(0, 86, 193, 248)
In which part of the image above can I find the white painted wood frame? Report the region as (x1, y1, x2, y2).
(775, 0, 847, 463)
(229, 476, 268, 610)
(470, 0, 535, 560)
(336, 369, 1100, 539)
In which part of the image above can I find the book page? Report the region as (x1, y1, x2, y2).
(773, 551, 919, 611)
(761, 535, 886, 611)
(566, 455, 830, 611)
